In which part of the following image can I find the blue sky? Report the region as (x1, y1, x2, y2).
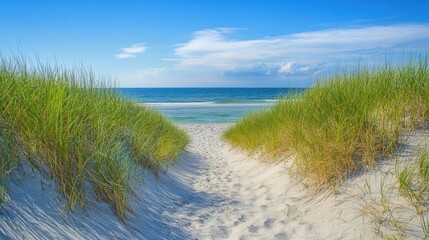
(1, 0, 429, 87)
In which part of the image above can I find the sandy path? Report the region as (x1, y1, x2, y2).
(172, 124, 294, 239)
(170, 124, 368, 239)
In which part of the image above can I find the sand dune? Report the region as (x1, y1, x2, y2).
(1, 123, 428, 239)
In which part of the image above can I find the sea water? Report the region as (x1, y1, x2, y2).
(117, 88, 304, 123)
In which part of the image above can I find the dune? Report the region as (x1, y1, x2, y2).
(1, 123, 428, 239)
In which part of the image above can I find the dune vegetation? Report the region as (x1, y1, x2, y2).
(0, 57, 188, 220)
(225, 57, 429, 188)
(357, 144, 429, 239)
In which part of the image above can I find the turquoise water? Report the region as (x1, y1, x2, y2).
(117, 88, 304, 123)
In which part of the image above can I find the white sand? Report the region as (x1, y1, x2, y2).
(0, 123, 428, 239)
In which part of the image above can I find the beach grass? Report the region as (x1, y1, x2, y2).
(0, 57, 188, 220)
(359, 146, 429, 239)
(225, 56, 429, 188)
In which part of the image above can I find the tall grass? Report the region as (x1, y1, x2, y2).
(0, 57, 188, 220)
(225, 57, 429, 188)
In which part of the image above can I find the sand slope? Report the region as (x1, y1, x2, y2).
(1, 123, 428, 239)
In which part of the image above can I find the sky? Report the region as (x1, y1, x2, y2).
(1, 0, 429, 87)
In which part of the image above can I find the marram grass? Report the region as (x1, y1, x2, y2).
(225, 57, 429, 188)
(0, 58, 188, 220)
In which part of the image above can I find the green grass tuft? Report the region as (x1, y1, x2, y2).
(225, 56, 429, 188)
(0, 57, 189, 220)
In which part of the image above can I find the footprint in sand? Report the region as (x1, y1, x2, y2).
(275, 232, 287, 239)
(248, 225, 260, 233)
(213, 225, 230, 238)
(265, 193, 274, 201)
(239, 234, 252, 240)
(260, 204, 269, 210)
(264, 219, 275, 229)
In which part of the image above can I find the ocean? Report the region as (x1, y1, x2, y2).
(117, 88, 304, 123)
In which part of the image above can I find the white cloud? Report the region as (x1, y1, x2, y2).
(118, 24, 429, 87)
(174, 24, 429, 72)
(118, 68, 168, 87)
(115, 53, 135, 59)
(140, 67, 167, 76)
(224, 62, 321, 78)
(125, 67, 167, 79)
(115, 43, 146, 59)
(278, 62, 294, 74)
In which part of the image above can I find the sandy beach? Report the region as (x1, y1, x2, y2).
(2, 2, 428, 238)
(1, 123, 428, 239)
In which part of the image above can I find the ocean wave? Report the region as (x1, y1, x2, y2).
(140, 100, 276, 107)
(144, 101, 215, 106)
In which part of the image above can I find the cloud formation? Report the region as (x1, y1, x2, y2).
(174, 24, 429, 79)
(115, 43, 146, 59)
(119, 24, 429, 87)
(224, 62, 323, 78)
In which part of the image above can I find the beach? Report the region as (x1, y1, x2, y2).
(2, 1, 428, 238)
(2, 123, 427, 239)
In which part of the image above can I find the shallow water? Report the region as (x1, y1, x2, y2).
(117, 88, 304, 123)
